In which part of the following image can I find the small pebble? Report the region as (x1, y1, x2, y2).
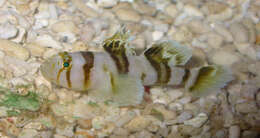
(165, 4, 179, 18)
(51, 21, 79, 34)
(229, 23, 249, 43)
(115, 8, 141, 22)
(229, 125, 240, 138)
(211, 51, 240, 66)
(0, 39, 30, 60)
(125, 116, 151, 132)
(35, 34, 62, 49)
(0, 22, 18, 39)
(18, 128, 38, 138)
(184, 113, 208, 128)
(97, 0, 118, 8)
(184, 4, 203, 17)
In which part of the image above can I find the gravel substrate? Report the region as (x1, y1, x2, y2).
(0, 0, 259, 138)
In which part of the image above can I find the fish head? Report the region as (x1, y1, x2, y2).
(40, 52, 72, 86)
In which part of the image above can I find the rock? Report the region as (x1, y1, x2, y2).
(0, 106, 7, 117)
(214, 24, 233, 42)
(125, 116, 151, 132)
(150, 87, 171, 105)
(229, 23, 249, 43)
(12, 27, 26, 43)
(172, 26, 193, 42)
(177, 111, 193, 123)
(51, 21, 79, 34)
(0, 39, 30, 60)
(33, 19, 48, 30)
(97, 0, 118, 8)
(235, 43, 256, 60)
(57, 32, 77, 44)
(4, 56, 29, 77)
(184, 113, 208, 128)
(34, 34, 62, 49)
(0, 22, 18, 39)
(165, 4, 179, 18)
(0, 0, 6, 7)
(187, 20, 210, 34)
(56, 125, 74, 137)
(18, 128, 38, 138)
(115, 7, 141, 22)
(133, 1, 156, 16)
(25, 43, 46, 57)
(203, 2, 233, 21)
(152, 31, 163, 41)
(242, 130, 259, 138)
(178, 124, 202, 136)
(115, 111, 136, 127)
(229, 126, 240, 138)
(43, 48, 59, 59)
(184, 4, 203, 17)
(207, 33, 223, 48)
(211, 51, 240, 66)
(235, 102, 258, 113)
(72, 98, 101, 119)
(71, 0, 99, 17)
(152, 105, 177, 121)
(167, 89, 184, 102)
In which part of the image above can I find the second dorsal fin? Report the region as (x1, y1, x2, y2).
(144, 41, 192, 66)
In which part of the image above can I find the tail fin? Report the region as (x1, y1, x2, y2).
(144, 41, 192, 66)
(185, 65, 233, 97)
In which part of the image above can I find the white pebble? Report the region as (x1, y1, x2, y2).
(49, 4, 58, 19)
(207, 33, 223, 48)
(213, 24, 233, 42)
(97, 0, 118, 8)
(184, 4, 203, 17)
(165, 4, 179, 18)
(0, 23, 18, 39)
(18, 128, 38, 138)
(0, 0, 6, 7)
(0, 39, 30, 60)
(115, 111, 136, 127)
(229, 23, 249, 43)
(229, 126, 240, 138)
(35, 34, 62, 49)
(12, 27, 26, 43)
(184, 113, 208, 128)
(177, 111, 193, 123)
(235, 43, 256, 60)
(167, 89, 184, 102)
(33, 19, 49, 29)
(152, 31, 164, 41)
(211, 51, 240, 66)
(125, 116, 151, 132)
(150, 87, 171, 105)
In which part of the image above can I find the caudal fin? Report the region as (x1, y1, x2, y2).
(185, 65, 233, 97)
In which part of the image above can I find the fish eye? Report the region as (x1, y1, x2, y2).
(63, 62, 70, 67)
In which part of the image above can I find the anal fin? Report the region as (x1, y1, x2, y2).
(89, 74, 144, 106)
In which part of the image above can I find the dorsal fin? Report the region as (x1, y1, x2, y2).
(102, 27, 135, 73)
(103, 27, 135, 56)
(144, 41, 192, 66)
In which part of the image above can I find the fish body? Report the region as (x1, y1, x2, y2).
(40, 28, 233, 106)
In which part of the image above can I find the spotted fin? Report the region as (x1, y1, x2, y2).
(144, 41, 192, 66)
(185, 65, 233, 97)
(103, 27, 135, 56)
(89, 74, 144, 106)
(103, 27, 135, 73)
